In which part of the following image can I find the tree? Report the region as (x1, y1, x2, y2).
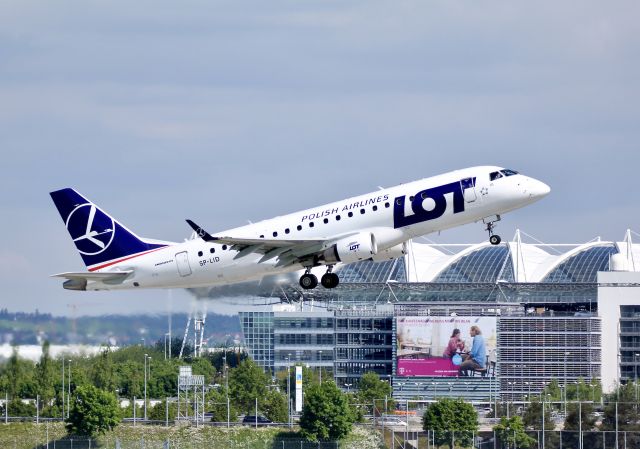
(91, 348, 117, 392)
(66, 385, 120, 437)
(261, 389, 288, 423)
(422, 398, 478, 449)
(522, 399, 559, 449)
(493, 416, 536, 449)
(357, 372, 394, 414)
(7, 398, 36, 417)
(563, 401, 598, 449)
(205, 386, 238, 423)
(36, 341, 57, 409)
(299, 381, 355, 441)
(601, 382, 640, 447)
(147, 399, 177, 422)
(228, 359, 270, 413)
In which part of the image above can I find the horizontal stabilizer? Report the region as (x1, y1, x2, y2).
(51, 271, 133, 291)
(51, 271, 133, 281)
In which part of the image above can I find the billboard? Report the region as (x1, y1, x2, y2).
(396, 316, 497, 377)
(295, 366, 303, 412)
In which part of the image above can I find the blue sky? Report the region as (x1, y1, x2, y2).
(1, 1, 639, 315)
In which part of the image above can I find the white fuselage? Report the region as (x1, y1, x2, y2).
(84, 166, 549, 290)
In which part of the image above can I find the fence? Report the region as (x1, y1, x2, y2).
(3, 437, 343, 449)
(384, 428, 640, 449)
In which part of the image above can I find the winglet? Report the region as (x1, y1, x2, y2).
(186, 219, 217, 242)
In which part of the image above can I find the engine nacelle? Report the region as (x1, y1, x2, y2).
(370, 242, 407, 262)
(321, 232, 378, 264)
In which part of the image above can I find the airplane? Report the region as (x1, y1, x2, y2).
(50, 166, 550, 292)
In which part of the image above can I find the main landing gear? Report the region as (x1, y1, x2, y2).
(299, 267, 340, 290)
(483, 215, 502, 245)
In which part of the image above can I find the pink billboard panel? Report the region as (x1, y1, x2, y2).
(396, 316, 496, 377)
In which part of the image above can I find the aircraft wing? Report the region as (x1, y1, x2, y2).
(186, 219, 356, 267)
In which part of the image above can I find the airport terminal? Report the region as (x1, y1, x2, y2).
(218, 230, 640, 403)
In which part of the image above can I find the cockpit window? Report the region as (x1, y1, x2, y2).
(489, 171, 503, 181)
(501, 169, 519, 176)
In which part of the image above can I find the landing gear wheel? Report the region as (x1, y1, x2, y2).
(299, 273, 318, 290)
(489, 234, 502, 245)
(321, 272, 340, 289)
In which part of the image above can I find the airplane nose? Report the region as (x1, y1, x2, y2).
(528, 179, 551, 198)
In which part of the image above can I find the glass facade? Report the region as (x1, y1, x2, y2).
(239, 311, 274, 372)
(619, 305, 640, 381)
(336, 258, 407, 283)
(334, 311, 394, 388)
(542, 244, 617, 283)
(433, 246, 511, 283)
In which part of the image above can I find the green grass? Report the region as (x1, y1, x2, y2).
(0, 422, 386, 449)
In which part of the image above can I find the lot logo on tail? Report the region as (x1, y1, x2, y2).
(66, 203, 115, 255)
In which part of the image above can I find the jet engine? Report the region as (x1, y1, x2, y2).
(370, 242, 407, 262)
(321, 232, 377, 264)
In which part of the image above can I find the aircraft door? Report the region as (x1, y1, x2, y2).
(175, 251, 192, 277)
(460, 177, 477, 203)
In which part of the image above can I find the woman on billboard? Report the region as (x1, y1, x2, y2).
(443, 328, 465, 359)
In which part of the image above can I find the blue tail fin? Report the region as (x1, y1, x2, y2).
(50, 188, 167, 269)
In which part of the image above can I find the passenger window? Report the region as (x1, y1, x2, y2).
(260, 235, 264, 238)
(323, 218, 329, 224)
(336, 215, 341, 221)
(210, 248, 215, 254)
(198, 251, 203, 257)
(385, 202, 390, 208)
(273, 231, 278, 237)
(309, 222, 314, 227)
(285, 228, 290, 234)
(396, 199, 402, 206)
(222, 245, 227, 250)
(372, 205, 378, 211)
(360, 208, 365, 214)
(489, 171, 503, 181)
(348, 212, 353, 218)
(297, 225, 302, 231)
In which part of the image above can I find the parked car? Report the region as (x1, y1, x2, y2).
(242, 415, 273, 426)
(378, 416, 408, 427)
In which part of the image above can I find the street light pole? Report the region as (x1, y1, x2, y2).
(318, 350, 322, 384)
(61, 360, 65, 420)
(144, 354, 148, 421)
(67, 360, 71, 419)
(287, 353, 292, 429)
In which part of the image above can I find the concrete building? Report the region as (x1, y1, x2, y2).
(235, 230, 640, 401)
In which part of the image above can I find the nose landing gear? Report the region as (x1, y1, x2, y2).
(483, 215, 502, 245)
